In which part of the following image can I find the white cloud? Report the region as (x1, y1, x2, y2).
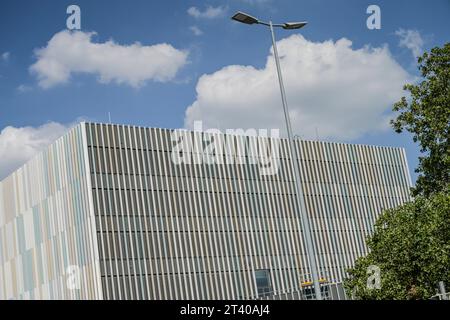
(30, 30, 188, 89)
(185, 35, 411, 141)
(1, 52, 10, 61)
(16, 84, 33, 93)
(187, 6, 226, 19)
(240, 0, 271, 5)
(0, 122, 70, 180)
(190, 26, 204, 36)
(395, 29, 424, 59)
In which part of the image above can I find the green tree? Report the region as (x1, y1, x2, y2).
(345, 189, 450, 299)
(345, 44, 450, 299)
(391, 43, 450, 197)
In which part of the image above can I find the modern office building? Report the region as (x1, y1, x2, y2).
(0, 122, 412, 300)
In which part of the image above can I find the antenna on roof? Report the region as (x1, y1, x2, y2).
(108, 112, 112, 124)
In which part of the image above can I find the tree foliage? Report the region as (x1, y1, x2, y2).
(345, 44, 450, 299)
(345, 189, 450, 299)
(391, 43, 450, 196)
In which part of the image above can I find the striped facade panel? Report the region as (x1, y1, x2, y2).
(0, 124, 101, 299)
(87, 124, 310, 299)
(0, 122, 412, 300)
(294, 140, 412, 282)
(85, 123, 412, 300)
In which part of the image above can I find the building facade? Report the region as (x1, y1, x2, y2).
(0, 122, 412, 299)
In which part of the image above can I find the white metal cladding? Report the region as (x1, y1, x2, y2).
(0, 122, 412, 300)
(0, 124, 101, 299)
(85, 123, 412, 300)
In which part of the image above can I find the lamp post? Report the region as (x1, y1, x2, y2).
(231, 11, 322, 300)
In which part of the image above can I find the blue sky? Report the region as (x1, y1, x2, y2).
(0, 0, 449, 180)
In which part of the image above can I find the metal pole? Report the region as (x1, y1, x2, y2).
(269, 21, 322, 300)
(438, 281, 448, 300)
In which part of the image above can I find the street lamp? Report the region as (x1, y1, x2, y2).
(231, 11, 322, 300)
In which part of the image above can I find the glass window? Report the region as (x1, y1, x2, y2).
(255, 269, 272, 297)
